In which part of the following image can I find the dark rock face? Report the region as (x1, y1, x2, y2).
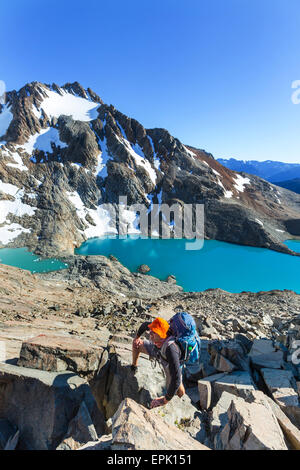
(0, 81, 300, 257)
(285, 219, 300, 236)
(0, 363, 105, 450)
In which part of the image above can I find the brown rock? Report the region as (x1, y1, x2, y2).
(17, 334, 102, 376)
(138, 264, 151, 274)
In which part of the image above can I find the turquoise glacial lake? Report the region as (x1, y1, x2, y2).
(74, 237, 300, 294)
(0, 247, 67, 273)
(1, 238, 300, 293)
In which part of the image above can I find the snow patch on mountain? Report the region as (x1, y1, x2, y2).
(66, 191, 117, 238)
(0, 223, 31, 244)
(116, 133, 157, 186)
(17, 127, 68, 156)
(147, 135, 161, 172)
(183, 146, 196, 159)
(7, 153, 28, 172)
(224, 190, 233, 198)
(213, 172, 233, 199)
(0, 180, 36, 244)
(32, 104, 42, 120)
(94, 139, 111, 178)
(119, 203, 141, 235)
(0, 104, 13, 138)
(37, 86, 100, 122)
(130, 143, 157, 185)
(0, 181, 23, 197)
(234, 174, 251, 192)
(0, 184, 36, 223)
(2, 148, 28, 172)
(31, 176, 43, 187)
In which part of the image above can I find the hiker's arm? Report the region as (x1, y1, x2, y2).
(135, 321, 151, 338)
(133, 322, 151, 349)
(165, 344, 182, 401)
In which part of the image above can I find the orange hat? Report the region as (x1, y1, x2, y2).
(148, 317, 169, 339)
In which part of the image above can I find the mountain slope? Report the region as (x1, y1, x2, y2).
(217, 158, 300, 183)
(0, 81, 300, 257)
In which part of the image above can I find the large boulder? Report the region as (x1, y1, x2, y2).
(263, 395, 300, 450)
(91, 334, 166, 419)
(198, 371, 256, 411)
(249, 339, 284, 369)
(151, 394, 200, 429)
(210, 391, 237, 437)
(214, 391, 288, 450)
(0, 363, 105, 450)
(80, 398, 210, 450)
(91, 333, 202, 434)
(210, 388, 300, 449)
(138, 264, 151, 274)
(197, 373, 228, 410)
(249, 339, 276, 356)
(17, 334, 102, 377)
(212, 371, 257, 403)
(208, 339, 251, 372)
(260, 368, 299, 407)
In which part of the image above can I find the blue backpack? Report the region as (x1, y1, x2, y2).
(166, 312, 201, 364)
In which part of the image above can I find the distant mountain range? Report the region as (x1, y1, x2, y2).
(217, 158, 300, 183)
(275, 178, 300, 195)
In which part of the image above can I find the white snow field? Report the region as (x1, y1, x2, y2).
(234, 174, 251, 192)
(0, 104, 13, 138)
(0, 181, 36, 244)
(18, 127, 68, 156)
(38, 86, 100, 122)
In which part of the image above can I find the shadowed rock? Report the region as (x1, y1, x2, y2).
(56, 401, 98, 450)
(0, 363, 105, 449)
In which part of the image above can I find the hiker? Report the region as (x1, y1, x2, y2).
(131, 316, 186, 409)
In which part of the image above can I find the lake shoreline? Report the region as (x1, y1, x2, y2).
(1, 236, 300, 294)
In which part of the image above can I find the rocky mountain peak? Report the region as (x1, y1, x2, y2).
(0, 81, 300, 257)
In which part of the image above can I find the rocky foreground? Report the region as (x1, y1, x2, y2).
(1, 261, 300, 450)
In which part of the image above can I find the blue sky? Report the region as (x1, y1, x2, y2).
(1, 0, 300, 162)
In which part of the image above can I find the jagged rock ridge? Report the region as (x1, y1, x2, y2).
(0, 81, 300, 257)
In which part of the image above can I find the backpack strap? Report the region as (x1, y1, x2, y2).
(160, 336, 181, 362)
